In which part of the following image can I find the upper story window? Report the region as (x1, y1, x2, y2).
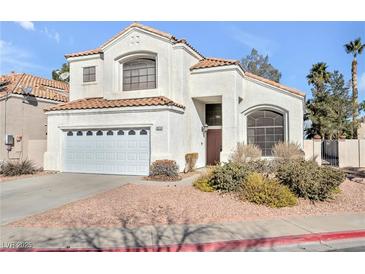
(123, 58, 156, 91)
(83, 66, 96, 83)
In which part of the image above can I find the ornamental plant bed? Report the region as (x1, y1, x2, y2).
(144, 174, 182, 182)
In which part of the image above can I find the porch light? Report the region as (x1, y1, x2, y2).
(201, 124, 209, 135)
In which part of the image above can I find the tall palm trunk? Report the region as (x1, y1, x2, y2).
(351, 58, 358, 138)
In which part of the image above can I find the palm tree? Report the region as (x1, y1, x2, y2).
(344, 37, 365, 138)
(306, 62, 331, 93)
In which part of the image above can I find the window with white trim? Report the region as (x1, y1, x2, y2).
(247, 110, 284, 156)
(83, 66, 96, 82)
(123, 58, 156, 91)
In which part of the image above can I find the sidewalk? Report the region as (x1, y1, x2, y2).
(1, 213, 364, 251)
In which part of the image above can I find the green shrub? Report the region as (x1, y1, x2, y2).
(209, 162, 252, 192)
(275, 160, 345, 201)
(229, 143, 262, 164)
(193, 177, 214, 193)
(193, 168, 214, 192)
(240, 173, 297, 208)
(1, 160, 37, 177)
(242, 159, 278, 177)
(150, 160, 179, 178)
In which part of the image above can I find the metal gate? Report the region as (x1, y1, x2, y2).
(321, 140, 339, 166)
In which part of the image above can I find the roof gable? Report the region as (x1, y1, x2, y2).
(65, 22, 204, 59)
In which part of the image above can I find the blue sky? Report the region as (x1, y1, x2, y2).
(1, 21, 364, 100)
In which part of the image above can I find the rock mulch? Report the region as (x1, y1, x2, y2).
(0, 171, 57, 183)
(8, 179, 365, 228)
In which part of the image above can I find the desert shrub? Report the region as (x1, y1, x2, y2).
(275, 160, 345, 201)
(1, 160, 36, 177)
(150, 160, 179, 178)
(229, 143, 262, 164)
(184, 152, 199, 173)
(272, 142, 304, 160)
(209, 162, 252, 192)
(193, 169, 214, 192)
(240, 173, 297, 208)
(242, 159, 279, 177)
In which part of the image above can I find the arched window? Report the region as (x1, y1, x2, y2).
(128, 130, 136, 135)
(86, 131, 93, 136)
(117, 130, 124, 135)
(76, 131, 83, 136)
(123, 58, 156, 91)
(140, 129, 148, 135)
(96, 130, 103, 136)
(107, 130, 113, 136)
(67, 131, 73, 136)
(247, 110, 284, 156)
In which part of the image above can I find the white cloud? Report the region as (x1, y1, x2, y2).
(41, 27, 60, 43)
(15, 21, 35, 31)
(359, 72, 365, 92)
(227, 25, 278, 56)
(0, 39, 44, 74)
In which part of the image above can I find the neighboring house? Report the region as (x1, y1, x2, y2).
(358, 118, 365, 139)
(0, 73, 69, 168)
(44, 22, 305, 176)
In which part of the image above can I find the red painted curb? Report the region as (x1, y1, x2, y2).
(2, 229, 365, 252)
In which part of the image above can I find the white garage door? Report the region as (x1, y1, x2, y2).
(63, 128, 150, 175)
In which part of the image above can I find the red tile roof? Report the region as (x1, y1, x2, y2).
(45, 96, 185, 112)
(190, 57, 240, 70)
(65, 22, 204, 59)
(191, 58, 304, 97)
(244, 72, 305, 97)
(0, 73, 69, 102)
(65, 48, 103, 58)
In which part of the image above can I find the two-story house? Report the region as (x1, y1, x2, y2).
(44, 22, 305, 176)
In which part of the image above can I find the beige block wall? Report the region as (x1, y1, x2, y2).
(338, 139, 365, 168)
(28, 139, 47, 169)
(360, 140, 365, 167)
(303, 139, 322, 165)
(0, 96, 59, 167)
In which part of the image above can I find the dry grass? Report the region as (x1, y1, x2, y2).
(8, 179, 365, 229)
(229, 143, 262, 164)
(272, 142, 304, 160)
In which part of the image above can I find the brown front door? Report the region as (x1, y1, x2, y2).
(207, 129, 222, 165)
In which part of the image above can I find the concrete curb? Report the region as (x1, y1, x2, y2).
(2, 229, 365, 252)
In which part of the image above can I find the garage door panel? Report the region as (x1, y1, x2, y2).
(63, 128, 150, 176)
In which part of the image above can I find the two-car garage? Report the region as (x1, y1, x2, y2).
(63, 128, 150, 175)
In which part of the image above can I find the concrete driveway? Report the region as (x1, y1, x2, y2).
(0, 173, 142, 225)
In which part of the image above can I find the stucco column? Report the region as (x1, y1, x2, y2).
(220, 94, 238, 162)
(313, 136, 322, 166)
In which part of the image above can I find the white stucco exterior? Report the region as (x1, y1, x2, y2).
(44, 23, 305, 174)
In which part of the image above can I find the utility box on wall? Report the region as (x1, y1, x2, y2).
(5, 134, 14, 146)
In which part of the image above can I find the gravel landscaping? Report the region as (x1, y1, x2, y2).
(0, 171, 57, 183)
(8, 178, 365, 229)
